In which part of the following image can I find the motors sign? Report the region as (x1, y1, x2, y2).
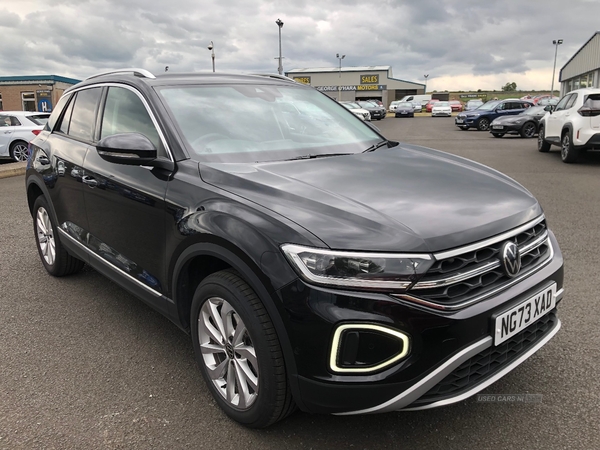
(316, 85, 386, 92)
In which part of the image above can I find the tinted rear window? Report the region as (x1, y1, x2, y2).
(27, 114, 51, 126)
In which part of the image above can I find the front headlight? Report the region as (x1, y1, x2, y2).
(281, 244, 433, 291)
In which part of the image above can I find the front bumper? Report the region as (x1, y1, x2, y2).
(490, 122, 526, 134)
(432, 110, 452, 117)
(455, 116, 479, 127)
(279, 232, 564, 415)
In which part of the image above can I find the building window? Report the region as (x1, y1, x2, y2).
(22, 92, 36, 112)
(0, 93, 3, 110)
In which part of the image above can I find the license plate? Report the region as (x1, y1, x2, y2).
(492, 125, 504, 129)
(456, 118, 464, 123)
(494, 284, 556, 345)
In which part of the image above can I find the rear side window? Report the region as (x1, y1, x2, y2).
(565, 94, 578, 109)
(583, 94, 600, 108)
(45, 94, 72, 131)
(27, 114, 50, 126)
(64, 88, 102, 141)
(100, 86, 165, 157)
(555, 94, 572, 111)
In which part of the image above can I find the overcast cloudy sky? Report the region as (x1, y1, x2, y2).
(1, 0, 599, 91)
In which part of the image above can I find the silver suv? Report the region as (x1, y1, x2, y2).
(537, 88, 600, 163)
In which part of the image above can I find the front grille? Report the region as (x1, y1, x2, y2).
(406, 218, 550, 307)
(411, 309, 557, 406)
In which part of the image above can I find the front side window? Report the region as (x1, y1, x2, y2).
(158, 84, 381, 163)
(66, 88, 102, 141)
(100, 87, 165, 157)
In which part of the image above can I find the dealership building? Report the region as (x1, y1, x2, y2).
(0, 75, 80, 113)
(285, 66, 424, 106)
(560, 31, 600, 95)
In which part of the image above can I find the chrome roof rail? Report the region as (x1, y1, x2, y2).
(85, 68, 156, 81)
(250, 73, 297, 83)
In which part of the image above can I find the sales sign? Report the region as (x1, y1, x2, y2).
(293, 76, 311, 85)
(360, 74, 379, 84)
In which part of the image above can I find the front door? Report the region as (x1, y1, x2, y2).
(82, 85, 171, 301)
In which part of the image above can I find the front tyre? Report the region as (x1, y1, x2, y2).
(477, 118, 490, 131)
(33, 196, 84, 276)
(520, 121, 537, 138)
(191, 269, 295, 428)
(491, 133, 505, 138)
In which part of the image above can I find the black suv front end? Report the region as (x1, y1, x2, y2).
(25, 70, 563, 427)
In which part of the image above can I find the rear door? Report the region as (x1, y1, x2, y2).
(546, 94, 573, 138)
(0, 115, 15, 157)
(82, 85, 171, 305)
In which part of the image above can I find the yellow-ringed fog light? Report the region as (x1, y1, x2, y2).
(330, 324, 410, 373)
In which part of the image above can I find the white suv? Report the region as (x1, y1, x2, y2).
(537, 88, 600, 163)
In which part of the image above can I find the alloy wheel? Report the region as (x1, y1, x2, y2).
(198, 297, 259, 410)
(561, 134, 570, 160)
(12, 143, 29, 161)
(523, 123, 536, 138)
(36, 207, 55, 266)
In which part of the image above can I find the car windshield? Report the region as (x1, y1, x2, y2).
(158, 85, 381, 163)
(357, 101, 376, 108)
(398, 102, 413, 107)
(522, 106, 545, 116)
(435, 102, 449, 107)
(477, 101, 501, 111)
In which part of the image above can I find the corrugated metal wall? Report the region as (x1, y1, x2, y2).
(561, 33, 600, 81)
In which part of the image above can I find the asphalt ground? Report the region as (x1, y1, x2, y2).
(1, 117, 599, 449)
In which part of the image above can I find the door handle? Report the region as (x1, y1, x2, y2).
(82, 175, 98, 188)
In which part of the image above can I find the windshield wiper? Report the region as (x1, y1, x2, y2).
(283, 153, 354, 161)
(363, 140, 397, 153)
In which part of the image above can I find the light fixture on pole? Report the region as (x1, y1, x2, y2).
(208, 41, 215, 72)
(276, 19, 284, 75)
(550, 39, 563, 98)
(336, 53, 345, 101)
(424, 74, 429, 94)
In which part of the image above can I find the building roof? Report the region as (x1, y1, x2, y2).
(559, 31, 600, 81)
(0, 74, 81, 85)
(287, 66, 392, 73)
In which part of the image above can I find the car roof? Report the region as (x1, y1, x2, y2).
(66, 70, 303, 94)
(0, 111, 50, 116)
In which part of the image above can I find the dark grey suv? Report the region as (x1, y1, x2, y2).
(26, 69, 564, 428)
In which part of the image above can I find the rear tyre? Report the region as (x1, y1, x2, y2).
(10, 141, 29, 162)
(537, 125, 551, 152)
(191, 269, 295, 428)
(561, 130, 580, 163)
(477, 118, 490, 131)
(33, 196, 85, 277)
(520, 122, 537, 138)
(492, 133, 505, 138)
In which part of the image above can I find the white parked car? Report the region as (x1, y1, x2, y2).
(0, 111, 50, 161)
(340, 102, 371, 121)
(389, 100, 401, 112)
(431, 101, 452, 117)
(538, 88, 600, 163)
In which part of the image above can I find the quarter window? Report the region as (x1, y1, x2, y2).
(100, 87, 165, 157)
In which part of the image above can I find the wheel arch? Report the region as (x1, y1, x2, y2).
(170, 240, 303, 407)
(561, 123, 574, 137)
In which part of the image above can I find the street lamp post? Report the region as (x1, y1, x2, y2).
(551, 39, 563, 98)
(208, 41, 215, 72)
(424, 74, 429, 94)
(276, 19, 284, 75)
(336, 53, 345, 101)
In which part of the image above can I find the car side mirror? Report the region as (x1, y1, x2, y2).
(544, 105, 555, 113)
(96, 133, 158, 165)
